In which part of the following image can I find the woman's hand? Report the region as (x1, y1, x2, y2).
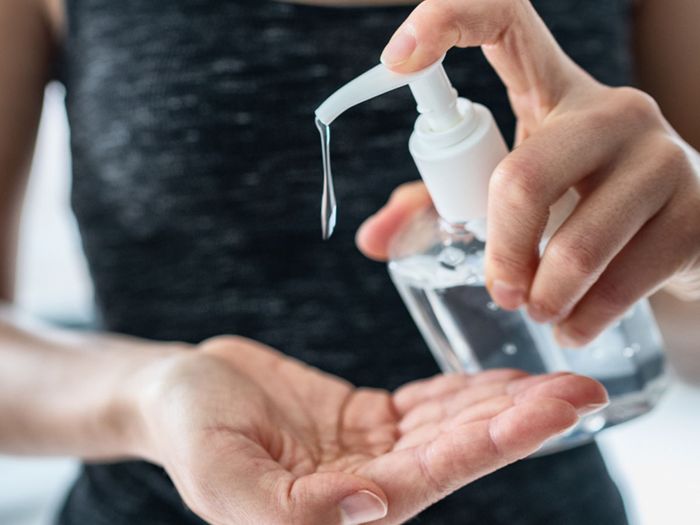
(129, 336, 606, 525)
(358, 0, 700, 347)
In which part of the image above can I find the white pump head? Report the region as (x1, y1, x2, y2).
(315, 58, 509, 224)
(316, 59, 462, 132)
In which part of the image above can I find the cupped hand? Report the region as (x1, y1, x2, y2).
(358, 0, 700, 347)
(130, 336, 607, 525)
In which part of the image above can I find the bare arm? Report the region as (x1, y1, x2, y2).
(0, 0, 52, 299)
(0, 310, 178, 457)
(0, 0, 179, 459)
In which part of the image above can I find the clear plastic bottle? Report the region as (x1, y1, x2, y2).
(388, 207, 668, 452)
(315, 57, 668, 452)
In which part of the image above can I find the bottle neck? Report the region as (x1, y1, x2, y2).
(439, 216, 488, 242)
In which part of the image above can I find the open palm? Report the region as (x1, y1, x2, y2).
(139, 337, 606, 525)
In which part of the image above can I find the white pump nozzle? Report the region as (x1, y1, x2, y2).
(315, 59, 462, 133)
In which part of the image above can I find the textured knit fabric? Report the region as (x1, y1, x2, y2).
(58, 0, 633, 523)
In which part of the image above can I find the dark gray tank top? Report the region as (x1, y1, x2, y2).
(57, 1, 632, 523)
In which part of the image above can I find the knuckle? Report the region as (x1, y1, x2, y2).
(201, 334, 244, 349)
(590, 279, 632, 318)
(613, 87, 662, 126)
(580, 105, 614, 131)
(490, 157, 546, 209)
(491, 0, 528, 40)
(547, 236, 604, 278)
(489, 0, 521, 28)
(633, 136, 693, 198)
(415, 0, 460, 38)
(488, 248, 533, 277)
(415, 444, 450, 494)
(655, 137, 691, 174)
(528, 293, 567, 320)
(677, 200, 700, 248)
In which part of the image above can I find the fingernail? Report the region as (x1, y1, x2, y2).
(528, 303, 571, 324)
(578, 400, 610, 416)
(490, 280, 526, 310)
(340, 490, 388, 525)
(380, 24, 417, 66)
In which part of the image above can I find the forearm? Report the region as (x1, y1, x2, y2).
(0, 306, 187, 459)
(0, 0, 54, 300)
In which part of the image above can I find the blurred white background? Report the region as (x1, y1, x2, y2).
(0, 84, 699, 525)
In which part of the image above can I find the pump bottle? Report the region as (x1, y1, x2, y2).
(315, 58, 667, 452)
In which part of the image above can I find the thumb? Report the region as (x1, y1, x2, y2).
(180, 434, 388, 525)
(380, 0, 581, 114)
(356, 181, 432, 261)
(288, 472, 388, 525)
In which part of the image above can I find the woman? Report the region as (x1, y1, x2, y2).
(0, 0, 698, 524)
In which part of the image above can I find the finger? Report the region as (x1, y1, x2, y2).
(356, 181, 431, 261)
(381, 0, 579, 109)
(422, 399, 577, 504)
(398, 370, 565, 432)
(399, 372, 600, 433)
(394, 395, 514, 451)
(448, 374, 605, 426)
(341, 389, 400, 454)
(398, 380, 515, 433)
(527, 140, 677, 324)
(393, 369, 526, 415)
(511, 374, 608, 411)
(393, 374, 472, 416)
(182, 433, 388, 525)
(360, 398, 578, 523)
(485, 112, 620, 309)
(290, 473, 388, 525)
(504, 371, 571, 395)
(555, 191, 700, 346)
(396, 372, 606, 451)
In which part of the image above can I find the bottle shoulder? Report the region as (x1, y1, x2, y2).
(388, 208, 486, 288)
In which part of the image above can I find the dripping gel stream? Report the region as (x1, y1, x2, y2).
(316, 117, 337, 240)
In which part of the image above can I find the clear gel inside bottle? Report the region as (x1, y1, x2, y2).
(388, 207, 669, 453)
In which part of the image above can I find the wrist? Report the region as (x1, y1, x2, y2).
(107, 340, 191, 462)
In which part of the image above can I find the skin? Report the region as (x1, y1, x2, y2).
(357, 0, 700, 348)
(0, 311, 605, 525)
(0, 0, 695, 524)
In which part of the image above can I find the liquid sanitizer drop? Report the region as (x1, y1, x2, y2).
(315, 57, 668, 453)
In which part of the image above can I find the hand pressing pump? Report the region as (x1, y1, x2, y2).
(315, 56, 667, 453)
